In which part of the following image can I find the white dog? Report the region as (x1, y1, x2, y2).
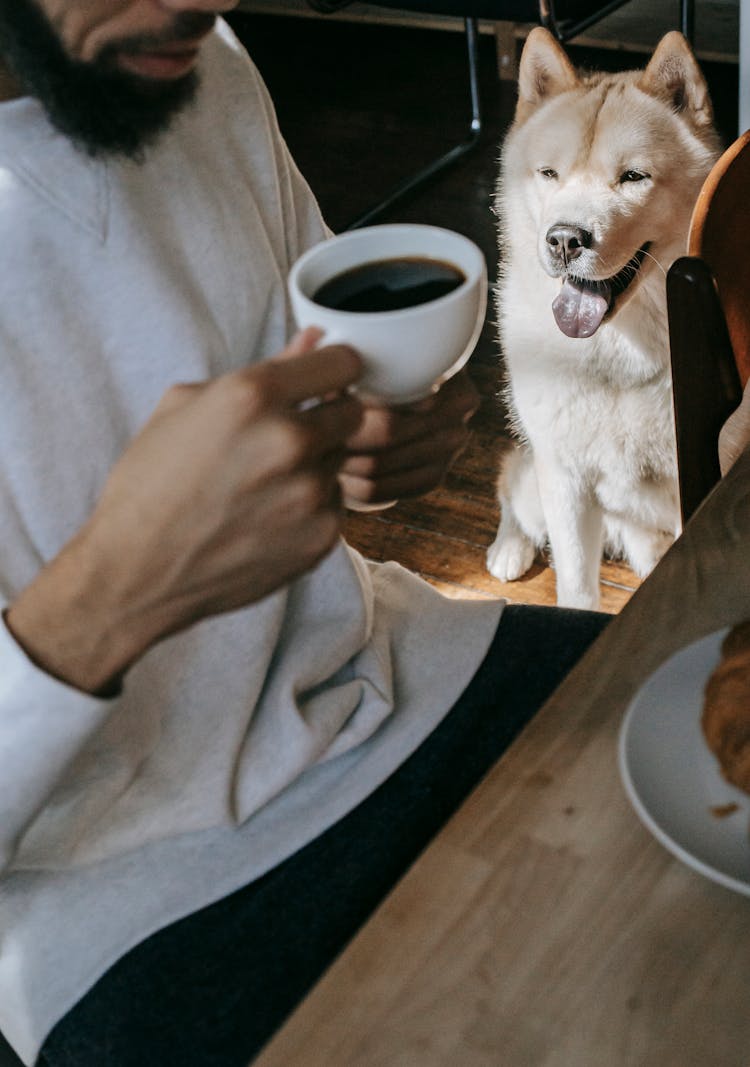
(486, 28, 721, 609)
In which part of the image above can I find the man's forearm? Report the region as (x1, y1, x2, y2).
(6, 528, 150, 695)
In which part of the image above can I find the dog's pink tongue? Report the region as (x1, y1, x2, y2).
(552, 277, 611, 338)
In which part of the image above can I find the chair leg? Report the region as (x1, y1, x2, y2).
(544, 0, 638, 42)
(495, 22, 520, 82)
(680, 0, 695, 43)
(344, 16, 482, 231)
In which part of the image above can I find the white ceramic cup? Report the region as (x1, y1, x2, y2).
(288, 223, 487, 405)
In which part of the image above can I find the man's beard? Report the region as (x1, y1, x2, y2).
(0, 0, 215, 159)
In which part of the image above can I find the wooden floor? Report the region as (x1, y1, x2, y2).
(227, 11, 738, 612)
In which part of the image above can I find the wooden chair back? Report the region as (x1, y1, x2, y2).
(689, 128, 750, 388)
(667, 132, 749, 525)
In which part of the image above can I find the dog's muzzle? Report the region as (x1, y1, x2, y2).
(551, 243, 651, 339)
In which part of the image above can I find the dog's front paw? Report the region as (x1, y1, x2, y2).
(486, 532, 535, 582)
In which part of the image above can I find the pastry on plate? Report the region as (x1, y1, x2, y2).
(701, 621, 750, 794)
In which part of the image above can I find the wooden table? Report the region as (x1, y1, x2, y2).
(256, 447, 750, 1067)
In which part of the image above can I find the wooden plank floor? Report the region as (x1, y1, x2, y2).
(227, 12, 738, 612)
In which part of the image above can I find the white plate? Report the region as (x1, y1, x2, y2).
(618, 628, 750, 896)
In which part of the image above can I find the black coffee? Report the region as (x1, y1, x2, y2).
(312, 256, 465, 313)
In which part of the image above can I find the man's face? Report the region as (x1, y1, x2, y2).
(0, 0, 237, 158)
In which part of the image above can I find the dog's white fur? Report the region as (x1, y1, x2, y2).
(486, 29, 721, 609)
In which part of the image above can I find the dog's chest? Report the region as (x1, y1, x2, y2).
(509, 361, 675, 476)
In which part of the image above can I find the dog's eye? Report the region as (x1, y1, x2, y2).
(538, 167, 558, 180)
(619, 169, 650, 183)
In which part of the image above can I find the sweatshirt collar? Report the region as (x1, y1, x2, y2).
(0, 95, 109, 242)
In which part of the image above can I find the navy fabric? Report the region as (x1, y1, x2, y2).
(39, 604, 609, 1067)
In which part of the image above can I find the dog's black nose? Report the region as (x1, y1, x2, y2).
(545, 224, 592, 265)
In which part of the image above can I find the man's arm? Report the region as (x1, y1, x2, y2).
(0, 339, 475, 869)
(6, 329, 363, 695)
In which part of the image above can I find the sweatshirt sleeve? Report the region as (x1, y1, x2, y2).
(0, 614, 112, 872)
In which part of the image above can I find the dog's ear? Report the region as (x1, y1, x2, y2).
(638, 31, 713, 129)
(515, 27, 580, 126)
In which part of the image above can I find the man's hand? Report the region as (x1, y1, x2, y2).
(340, 370, 480, 507)
(6, 330, 363, 694)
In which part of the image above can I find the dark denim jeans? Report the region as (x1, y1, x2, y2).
(39, 604, 609, 1067)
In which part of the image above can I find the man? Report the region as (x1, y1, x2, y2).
(0, 3, 609, 1064)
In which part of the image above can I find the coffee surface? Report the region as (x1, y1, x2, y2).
(312, 256, 465, 312)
